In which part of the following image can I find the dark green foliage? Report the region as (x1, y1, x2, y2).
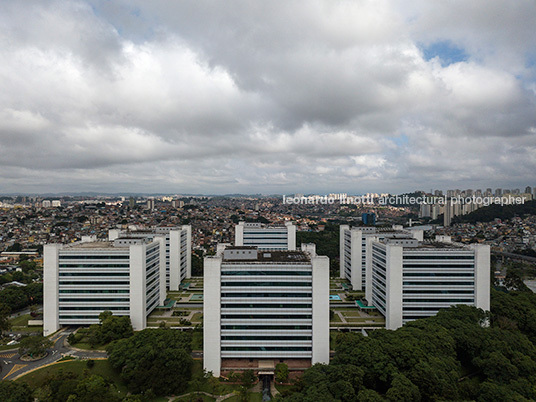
(454, 199, 536, 224)
(0, 381, 33, 402)
(23, 282, 43, 304)
(0, 302, 11, 333)
(97, 311, 134, 344)
(32, 370, 121, 402)
(0, 287, 28, 310)
(107, 329, 193, 395)
(0, 282, 43, 311)
(490, 288, 536, 343)
(74, 374, 122, 402)
(280, 295, 536, 401)
(240, 369, 256, 387)
(191, 249, 204, 276)
(297, 224, 340, 275)
(275, 363, 289, 383)
(18, 335, 52, 357)
(72, 311, 134, 348)
(385, 374, 420, 402)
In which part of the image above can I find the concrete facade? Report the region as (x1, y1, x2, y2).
(365, 236, 490, 330)
(203, 244, 329, 376)
(235, 221, 296, 250)
(43, 236, 166, 336)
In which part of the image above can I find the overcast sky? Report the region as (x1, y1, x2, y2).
(1, 1, 535, 195)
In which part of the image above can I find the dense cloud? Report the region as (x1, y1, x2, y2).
(0, 0, 535, 194)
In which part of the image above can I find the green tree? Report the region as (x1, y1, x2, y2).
(98, 312, 133, 344)
(0, 302, 11, 334)
(18, 260, 37, 272)
(24, 282, 43, 305)
(385, 374, 421, 402)
(107, 329, 193, 395)
(74, 374, 121, 402)
(275, 363, 289, 383)
(0, 381, 33, 402)
(0, 287, 29, 310)
(357, 388, 384, 402)
(240, 369, 256, 388)
(18, 335, 52, 357)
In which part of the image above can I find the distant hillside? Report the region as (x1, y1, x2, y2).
(453, 199, 536, 224)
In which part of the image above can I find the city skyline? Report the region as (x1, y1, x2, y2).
(1, 1, 535, 194)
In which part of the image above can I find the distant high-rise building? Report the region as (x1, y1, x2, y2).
(419, 204, 431, 218)
(525, 186, 532, 195)
(365, 236, 490, 330)
(51, 200, 61, 207)
(485, 188, 492, 196)
(444, 199, 453, 227)
(434, 190, 443, 197)
(129, 197, 135, 208)
(235, 221, 296, 250)
(42, 200, 51, 208)
(147, 197, 155, 210)
(431, 205, 440, 220)
(44, 236, 167, 335)
(495, 188, 502, 196)
(204, 244, 329, 376)
(362, 212, 376, 226)
(171, 199, 184, 208)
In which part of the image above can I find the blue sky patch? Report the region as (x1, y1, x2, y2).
(422, 40, 468, 66)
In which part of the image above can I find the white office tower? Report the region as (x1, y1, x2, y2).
(203, 244, 329, 377)
(109, 226, 191, 291)
(339, 225, 423, 291)
(365, 236, 490, 330)
(235, 221, 296, 250)
(43, 236, 167, 336)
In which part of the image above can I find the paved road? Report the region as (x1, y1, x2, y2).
(9, 305, 43, 320)
(493, 251, 536, 264)
(1, 328, 107, 381)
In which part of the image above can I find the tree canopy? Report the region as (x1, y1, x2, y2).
(278, 297, 536, 401)
(107, 329, 193, 396)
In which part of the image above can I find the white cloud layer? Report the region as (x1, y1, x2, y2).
(0, 0, 535, 194)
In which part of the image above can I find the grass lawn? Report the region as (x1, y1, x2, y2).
(330, 313, 342, 323)
(191, 313, 203, 322)
(248, 392, 263, 401)
(0, 343, 19, 351)
(70, 341, 107, 350)
(8, 314, 43, 334)
(9, 314, 31, 326)
(16, 360, 128, 395)
(341, 312, 363, 317)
